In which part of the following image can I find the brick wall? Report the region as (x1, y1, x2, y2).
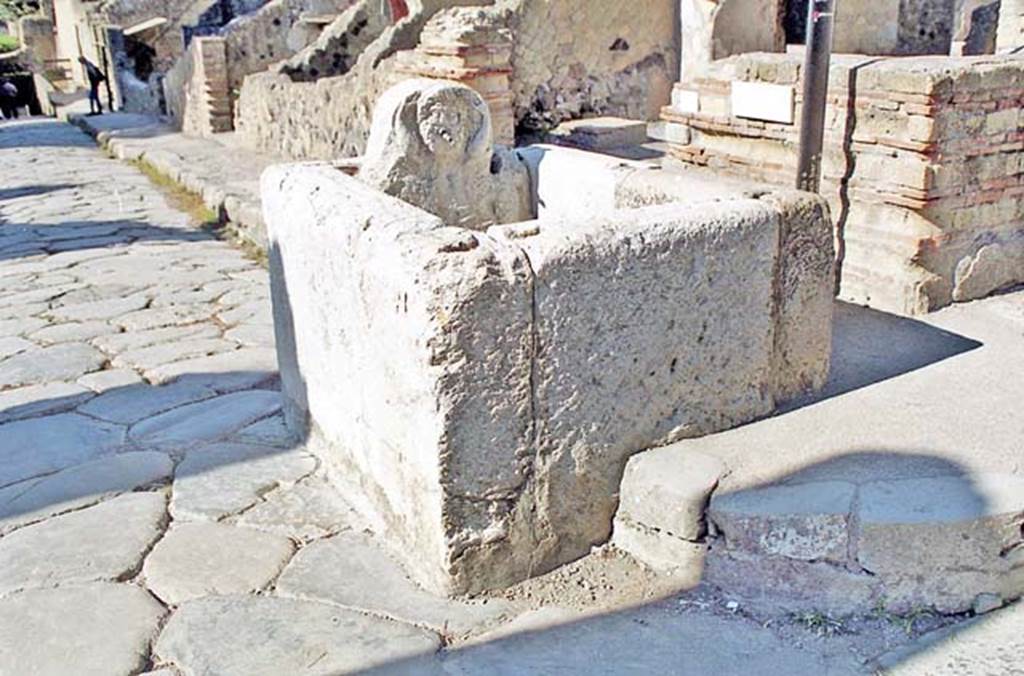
(662, 53, 1024, 314)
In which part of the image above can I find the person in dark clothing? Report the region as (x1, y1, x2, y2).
(78, 56, 106, 115)
(0, 79, 18, 120)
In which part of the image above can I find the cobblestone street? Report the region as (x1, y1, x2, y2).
(1, 118, 1022, 676)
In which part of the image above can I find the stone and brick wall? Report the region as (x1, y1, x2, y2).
(662, 52, 1024, 314)
(236, 0, 678, 159)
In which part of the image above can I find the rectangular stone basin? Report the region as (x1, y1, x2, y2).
(262, 145, 835, 596)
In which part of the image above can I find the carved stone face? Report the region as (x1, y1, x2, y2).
(416, 84, 490, 162)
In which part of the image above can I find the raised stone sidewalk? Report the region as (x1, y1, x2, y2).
(2, 116, 1022, 675)
(67, 112, 275, 249)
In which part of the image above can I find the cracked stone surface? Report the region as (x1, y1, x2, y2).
(277, 532, 518, 638)
(143, 522, 294, 604)
(0, 491, 167, 595)
(0, 412, 127, 488)
(129, 390, 282, 446)
(171, 443, 317, 521)
(154, 595, 441, 675)
(0, 583, 165, 675)
(0, 451, 172, 534)
(233, 475, 367, 541)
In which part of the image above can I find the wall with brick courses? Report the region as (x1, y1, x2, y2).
(662, 53, 1024, 314)
(235, 0, 678, 159)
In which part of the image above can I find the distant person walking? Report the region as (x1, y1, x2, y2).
(0, 79, 17, 120)
(78, 56, 106, 115)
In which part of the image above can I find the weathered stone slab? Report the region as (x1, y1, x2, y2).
(265, 162, 533, 595)
(112, 338, 237, 372)
(709, 481, 856, 563)
(0, 381, 94, 424)
(234, 476, 365, 541)
(144, 523, 294, 604)
(171, 443, 316, 521)
(616, 446, 726, 541)
(611, 517, 707, 579)
(264, 158, 834, 595)
(0, 492, 167, 594)
(129, 390, 281, 446)
(77, 368, 144, 392)
(0, 583, 165, 676)
(856, 474, 1024, 613)
(0, 413, 126, 488)
(0, 336, 33, 359)
(29, 320, 117, 345)
(80, 380, 216, 424)
(0, 342, 106, 389)
(488, 199, 780, 581)
(0, 451, 173, 534)
(154, 596, 440, 675)
(144, 347, 277, 391)
(277, 532, 517, 638)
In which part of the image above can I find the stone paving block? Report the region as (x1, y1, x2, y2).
(143, 523, 294, 604)
(0, 583, 165, 676)
(0, 412, 126, 488)
(77, 368, 145, 392)
(80, 379, 217, 425)
(709, 481, 857, 564)
(29, 320, 118, 345)
(154, 596, 440, 676)
(0, 381, 94, 424)
(112, 338, 238, 372)
(0, 492, 167, 594)
(129, 390, 281, 446)
(115, 305, 218, 332)
(234, 475, 364, 541)
(278, 532, 518, 638)
(46, 293, 150, 322)
(93, 322, 221, 353)
(0, 336, 33, 360)
(0, 451, 173, 534)
(0, 316, 46, 337)
(144, 347, 278, 391)
(171, 442, 316, 521)
(0, 342, 106, 389)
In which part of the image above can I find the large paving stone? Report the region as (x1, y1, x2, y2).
(0, 342, 106, 388)
(112, 338, 237, 371)
(129, 390, 282, 446)
(708, 481, 857, 563)
(172, 443, 317, 521)
(143, 523, 294, 604)
(154, 595, 440, 676)
(79, 379, 217, 425)
(144, 347, 278, 391)
(277, 532, 517, 638)
(0, 381, 94, 424)
(0, 451, 173, 534)
(0, 583, 165, 676)
(234, 476, 366, 541)
(0, 412, 126, 488)
(0, 491, 167, 594)
(93, 322, 221, 353)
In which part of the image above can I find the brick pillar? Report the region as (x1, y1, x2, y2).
(397, 12, 515, 146)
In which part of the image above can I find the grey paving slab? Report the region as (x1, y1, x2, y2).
(154, 595, 440, 676)
(0, 583, 165, 676)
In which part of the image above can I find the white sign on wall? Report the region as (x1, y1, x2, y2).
(730, 81, 795, 125)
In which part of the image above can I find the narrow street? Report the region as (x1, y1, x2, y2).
(0, 118, 1020, 676)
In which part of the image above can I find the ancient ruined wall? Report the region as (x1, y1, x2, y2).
(663, 53, 1024, 314)
(98, 0, 222, 71)
(508, 0, 677, 132)
(237, 0, 680, 158)
(997, 0, 1024, 50)
(17, 15, 57, 64)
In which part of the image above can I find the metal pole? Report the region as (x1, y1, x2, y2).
(796, 0, 836, 192)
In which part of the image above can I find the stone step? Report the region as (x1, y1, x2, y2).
(613, 444, 1024, 618)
